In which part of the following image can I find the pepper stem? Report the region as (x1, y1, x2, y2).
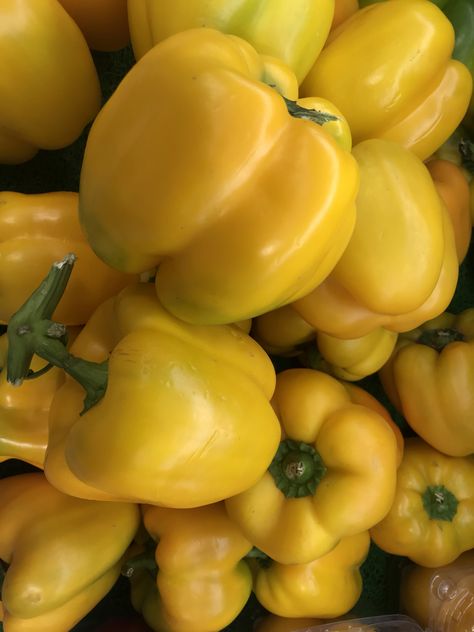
(269, 438, 326, 498)
(417, 328, 465, 351)
(121, 551, 158, 579)
(283, 97, 339, 126)
(422, 484, 458, 521)
(6, 254, 108, 414)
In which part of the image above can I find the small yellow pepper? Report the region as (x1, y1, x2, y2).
(128, 503, 253, 632)
(0, 0, 101, 164)
(379, 308, 474, 457)
(301, 0, 472, 161)
(0, 473, 139, 632)
(225, 368, 398, 564)
(253, 532, 370, 619)
(293, 139, 459, 339)
(370, 437, 474, 567)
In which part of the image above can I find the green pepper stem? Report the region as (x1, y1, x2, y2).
(422, 484, 459, 521)
(417, 328, 465, 351)
(121, 552, 158, 578)
(6, 254, 108, 414)
(283, 97, 339, 126)
(269, 438, 326, 498)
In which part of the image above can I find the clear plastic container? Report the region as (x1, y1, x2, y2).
(400, 551, 474, 632)
(300, 615, 425, 632)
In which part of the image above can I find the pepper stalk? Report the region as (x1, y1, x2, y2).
(6, 254, 108, 413)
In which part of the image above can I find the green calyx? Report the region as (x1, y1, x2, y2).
(422, 484, 459, 521)
(283, 96, 339, 126)
(269, 438, 326, 498)
(6, 254, 108, 414)
(417, 328, 465, 351)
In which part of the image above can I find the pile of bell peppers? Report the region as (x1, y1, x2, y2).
(1, 0, 474, 631)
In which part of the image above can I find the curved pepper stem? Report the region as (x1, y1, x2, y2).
(6, 254, 108, 414)
(417, 328, 465, 351)
(422, 484, 459, 521)
(283, 96, 339, 126)
(269, 438, 327, 498)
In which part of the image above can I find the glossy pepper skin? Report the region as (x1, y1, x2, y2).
(400, 550, 474, 632)
(301, 0, 472, 161)
(128, 503, 253, 632)
(370, 438, 474, 567)
(0, 0, 101, 164)
(0, 192, 135, 325)
(0, 473, 140, 632)
(379, 308, 474, 457)
(127, 0, 335, 84)
(427, 159, 472, 262)
(253, 532, 370, 619)
(0, 334, 67, 469)
(57, 0, 129, 51)
(293, 139, 459, 339)
(79, 28, 359, 325)
(225, 368, 398, 565)
(44, 282, 281, 507)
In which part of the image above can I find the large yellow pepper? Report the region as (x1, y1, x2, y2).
(78, 27, 359, 325)
(127, 503, 253, 632)
(253, 532, 370, 619)
(225, 368, 398, 564)
(379, 308, 474, 457)
(293, 139, 459, 339)
(400, 550, 474, 632)
(127, 0, 335, 84)
(301, 0, 472, 161)
(0, 472, 139, 632)
(0, 0, 101, 164)
(0, 192, 135, 325)
(370, 438, 474, 567)
(15, 259, 280, 506)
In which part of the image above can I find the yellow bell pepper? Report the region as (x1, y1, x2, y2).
(0, 472, 140, 632)
(127, 0, 335, 84)
(426, 158, 472, 262)
(400, 550, 474, 632)
(314, 327, 398, 381)
(225, 368, 398, 564)
(57, 0, 130, 51)
(370, 437, 474, 567)
(6, 257, 281, 506)
(253, 532, 370, 619)
(301, 0, 472, 161)
(252, 305, 317, 357)
(0, 333, 68, 469)
(0, 0, 101, 164)
(127, 503, 253, 632)
(379, 308, 474, 457)
(79, 27, 359, 325)
(293, 139, 459, 339)
(0, 191, 136, 325)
